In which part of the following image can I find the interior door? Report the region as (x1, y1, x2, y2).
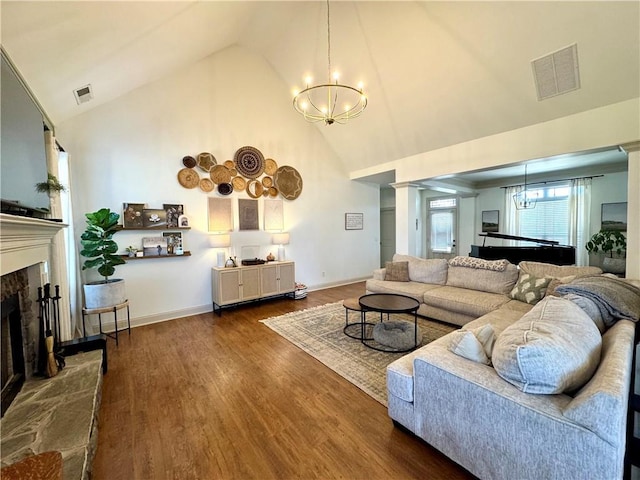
(427, 208, 457, 260)
(380, 208, 396, 267)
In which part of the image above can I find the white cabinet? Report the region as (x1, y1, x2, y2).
(260, 262, 295, 297)
(211, 261, 295, 314)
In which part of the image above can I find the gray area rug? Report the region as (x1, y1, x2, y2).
(260, 302, 456, 406)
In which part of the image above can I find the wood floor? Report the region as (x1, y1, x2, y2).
(93, 282, 475, 480)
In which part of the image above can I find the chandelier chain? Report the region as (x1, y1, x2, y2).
(327, 0, 331, 81)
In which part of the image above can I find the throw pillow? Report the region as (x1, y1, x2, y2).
(448, 323, 496, 365)
(509, 272, 552, 305)
(492, 296, 602, 394)
(384, 261, 410, 282)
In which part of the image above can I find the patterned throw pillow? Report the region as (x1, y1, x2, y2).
(509, 272, 552, 305)
(384, 261, 410, 282)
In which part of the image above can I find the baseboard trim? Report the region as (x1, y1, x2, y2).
(93, 278, 369, 332)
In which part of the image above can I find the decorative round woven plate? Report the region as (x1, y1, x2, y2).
(199, 178, 214, 192)
(274, 165, 303, 200)
(246, 179, 264, 198)
(262, 176, 273, 188)
(182, 156, 196, 168)
(217, 183, 233, 196)
(234, 146, 265, 179)
(210, 165, 232, 184)
(197, 152, 216, 172)
(265, 158, 278, 176)
(268, 186, 279, 197)
(224, 160, 234, 169)
(232, 176, 246, 191)
(177, 168, 200, 189)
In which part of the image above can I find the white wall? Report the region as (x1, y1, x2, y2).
(57, 46, 380, 325)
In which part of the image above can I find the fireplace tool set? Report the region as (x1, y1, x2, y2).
(37, 284, 66, 377)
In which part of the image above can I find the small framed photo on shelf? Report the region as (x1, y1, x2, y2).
(142, 209, 167, 228)
(163, 204, 184, 228)
(601, 202, 627, 231)
(142, 236, 168, 256)
(345, 213, 363, 230)
(178, 214, 190, 228)
(481, 210, 499, 233)
(123, 203, 145, 228)
(163, 232, 182, 255)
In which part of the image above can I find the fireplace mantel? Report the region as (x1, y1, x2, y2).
(0, 213, 67, 276)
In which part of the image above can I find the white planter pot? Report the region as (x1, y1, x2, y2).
(602, 257, 626, 275)
(83, 279, 126, 309)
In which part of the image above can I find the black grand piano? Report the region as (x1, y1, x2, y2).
(470, 232, 576, 265)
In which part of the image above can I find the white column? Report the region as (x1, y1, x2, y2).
(626, 146, 639, 279)
(392, 182, 420, 256)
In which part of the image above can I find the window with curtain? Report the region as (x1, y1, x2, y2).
(504, 179, 591, 265)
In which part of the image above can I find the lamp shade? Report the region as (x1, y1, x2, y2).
(209, 234, 231, 248)
(272, 233, 290, 245)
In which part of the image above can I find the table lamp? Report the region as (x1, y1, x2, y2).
(272, 232, 290, 261)
(210, 234, 231, 267)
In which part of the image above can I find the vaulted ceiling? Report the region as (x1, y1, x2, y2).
(2, 1, 639, 179)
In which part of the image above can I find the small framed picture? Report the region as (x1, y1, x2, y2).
(163, 232, 182, 254)
(178, 214, 190, 228)
(123, 203, 145, 228)
(142, 236, 168, 256)
(481, 210, 499, 233)
(601, 202, 627, 231)
(163, 203, 184, 228)
(142, 209, 167, 228)
(345, 213, 363, 230)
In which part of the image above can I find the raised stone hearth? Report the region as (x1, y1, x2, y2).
(0, 350, 103, 479)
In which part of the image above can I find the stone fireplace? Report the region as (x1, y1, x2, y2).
(0, 213, 68, 414)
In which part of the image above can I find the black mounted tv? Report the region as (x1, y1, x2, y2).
(1, 52, 50, 217)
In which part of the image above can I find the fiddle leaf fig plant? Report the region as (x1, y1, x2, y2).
(585, 229, 627, 258)
(80, 208, 125, 282)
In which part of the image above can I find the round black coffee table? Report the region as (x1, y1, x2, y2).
(358, 293, 421, 352)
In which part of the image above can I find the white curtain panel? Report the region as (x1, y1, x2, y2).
(568, 177, 592, 266)
(58, 151, 89, 337)
(503, 186, 520, 246)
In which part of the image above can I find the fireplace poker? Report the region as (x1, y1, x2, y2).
(43, 283, 58, 378)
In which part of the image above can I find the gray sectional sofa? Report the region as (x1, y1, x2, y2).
(366, 254, 639, 480)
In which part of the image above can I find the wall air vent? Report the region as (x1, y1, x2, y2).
(73, 84, 93, 105)
(531, 43, 580, 101)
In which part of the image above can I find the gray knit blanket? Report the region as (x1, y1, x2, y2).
(556, 276, 640, 327)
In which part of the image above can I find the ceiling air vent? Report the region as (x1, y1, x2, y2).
(531, 43, 580, 101)
(73, 84, 93, 105)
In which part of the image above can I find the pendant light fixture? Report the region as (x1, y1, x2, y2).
(292, 0, 367, 125)
(513, 164, 537, 210)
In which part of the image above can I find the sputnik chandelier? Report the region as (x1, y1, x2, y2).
(292, 0, 367, 125)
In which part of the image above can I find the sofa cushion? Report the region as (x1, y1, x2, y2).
(365, 279, 441, 303)
(492, 296, 602, 394)
(384, 261, 410, 282)
(448, 323, 496, 365)
(519, 261, 602, 279)
(446, 263, 519, 295)
(509, 272, 552, 305)
(392, 254, 448, 285)
(423, 286, 511, 318)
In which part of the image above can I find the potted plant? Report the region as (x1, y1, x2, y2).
(125, 246, 138, 257)
(585, 229, 627, 274)
(80, 208, 127, 309)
